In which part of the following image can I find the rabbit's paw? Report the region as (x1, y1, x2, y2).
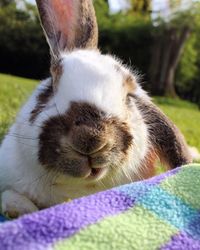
(1, 189, 38, 218)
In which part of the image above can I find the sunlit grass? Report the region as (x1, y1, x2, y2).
(0, 73, 37, 140)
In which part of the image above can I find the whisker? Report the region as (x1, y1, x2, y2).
(98, 179, 107, 189)
(29, 171, 50, 186)
(7, 133, 39, 141)
(10, 138, 38, 148)
(16, 120, 44, 129)
(51, 167, 62, 205)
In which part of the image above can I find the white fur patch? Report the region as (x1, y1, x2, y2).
(55, 50, 127, 119)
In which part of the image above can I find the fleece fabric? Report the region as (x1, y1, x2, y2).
(0, 164, 200, 250)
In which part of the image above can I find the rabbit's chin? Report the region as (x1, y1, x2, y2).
(44, 158, 144, 203)
(49, 151, 141, 187)
(53, 167, 109, 185)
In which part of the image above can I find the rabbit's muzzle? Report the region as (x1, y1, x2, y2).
(39, 102, 133, 181)
(62, 122, 110, 179)
(69, 120, 108, 155)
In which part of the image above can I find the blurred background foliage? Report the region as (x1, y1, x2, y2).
(0, 0, 200, 106)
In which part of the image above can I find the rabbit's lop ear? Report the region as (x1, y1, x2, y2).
(36, 0, 98, 57)
(133, 96, 192, 169)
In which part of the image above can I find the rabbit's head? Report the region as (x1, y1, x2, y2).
(32, 0, 191, 187)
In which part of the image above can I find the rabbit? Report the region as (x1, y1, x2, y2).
(0, 0, 192, 218)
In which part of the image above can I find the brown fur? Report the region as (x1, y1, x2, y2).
(50, 58, 63, 87)
(38, 102, 133, 178)
(114, 65, 137, 94)
(29, 79, 53, 123)
(30, 59, 63, 124)
(131, 94, 192, 169)
(124, 75, 137, 94)
(140, 150, 158, 179)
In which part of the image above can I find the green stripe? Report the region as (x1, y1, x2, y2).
(161, 165, 200, 210)
(54, 206, 177, 250)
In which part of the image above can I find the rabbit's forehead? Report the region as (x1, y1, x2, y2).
(55, 51, 133, 118)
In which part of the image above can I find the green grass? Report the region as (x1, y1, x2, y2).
(0, 73, 200, 153)
(0, 73, 37, 141)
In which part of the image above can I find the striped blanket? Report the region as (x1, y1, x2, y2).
(0, 164, 200, 250)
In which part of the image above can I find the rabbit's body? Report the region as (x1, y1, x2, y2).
(0, 51, 149, 212)
(0, 0, 191, 217)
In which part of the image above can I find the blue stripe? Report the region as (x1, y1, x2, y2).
(137, 186, 198, 230)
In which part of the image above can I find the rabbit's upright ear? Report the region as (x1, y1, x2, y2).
(133, 95, 192, 169)
(36, 0, 98, 57)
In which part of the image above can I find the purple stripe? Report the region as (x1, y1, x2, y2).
(161, 232, 200, 250)
(143, 167, 180, 185)
(117, 167, 180, 201)
(0, 190, 133, 249)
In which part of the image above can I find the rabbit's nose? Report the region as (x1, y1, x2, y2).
(69, 122, 107, 155)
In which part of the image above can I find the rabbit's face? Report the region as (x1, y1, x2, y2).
(38, 50, 149, 183)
